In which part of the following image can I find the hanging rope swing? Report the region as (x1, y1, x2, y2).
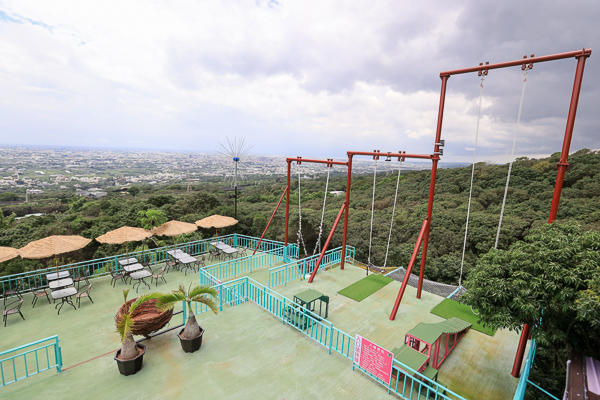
(367, 155, 403, 274)
(312, 168, 330, 255)
(296, 168, 309, 257)
(459, 66, 530, 287)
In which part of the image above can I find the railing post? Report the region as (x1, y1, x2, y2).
(182, 301, 187, 323)
(55, 338, 62, 373)
(234, 233, 238, 247)
(219, 284, 223, 311)
(114, 256, 119, 272)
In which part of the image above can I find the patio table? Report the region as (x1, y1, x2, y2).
(123, 263, 144, 273)
(46, 271, 70, 281)
(167, 249, 190, 259)
(178, 256, 198, 275)
(221, 247, 238, 260)
(293, 289, 329, 319)
(118, 257, 138, 266)
(51, 287, 77, 314)
(49, 278, 74, 290)
(130, 270, 152, 292)
(210, 241, 233, 251)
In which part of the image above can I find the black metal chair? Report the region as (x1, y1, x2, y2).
(3, 281, 22, 305)
(110, 270, 126, 287)
(73, 269, 90, 289)
(165, 260, 179, 273)
(194, 255, 206, 271)
(3, 299, 24, 327)
(151, 267, 167, 287)
(76, 284, 94, 308)
(31, 287, 51, 308)
(208, 250, 221, 262)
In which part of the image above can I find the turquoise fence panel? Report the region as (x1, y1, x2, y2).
(268, 246, 355, 288)
(203, 246, 285, 281)
(0, 336, 62, 387)
(0, 234, 293, 297)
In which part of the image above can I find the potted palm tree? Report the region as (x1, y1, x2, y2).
(157, 284, 218, 353)
(114, 289, 164, 375)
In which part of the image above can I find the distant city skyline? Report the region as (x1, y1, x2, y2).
(0, 1, 598, 164)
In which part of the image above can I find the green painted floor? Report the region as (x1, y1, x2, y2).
(1, 255, 521, 399)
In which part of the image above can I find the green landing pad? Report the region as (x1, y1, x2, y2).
(430, 299, 497, 336)
(338, 274, 393, 302)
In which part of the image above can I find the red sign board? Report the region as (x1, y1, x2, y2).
(353, 334, 394, 385)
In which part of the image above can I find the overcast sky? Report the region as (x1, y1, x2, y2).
(0, 0, 598, 163)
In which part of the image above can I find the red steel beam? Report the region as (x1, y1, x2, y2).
(511, 323, 531, 378)
(285, 160, 291, 246)
(308, 203, 346, 283)
(548, 53, 590, 222)
(340, 154, 354, 270)
(417, 75, 448, 298)
(253, 186, 288, 255)
(389, 219, 429, 320)
(286, 157, 348, 166)
(347, 151, 433, 160)
(440, 48, 592, 77)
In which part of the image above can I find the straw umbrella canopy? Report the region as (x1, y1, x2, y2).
(0, 247, 19, 263)
(196, 214, 238, 240)
(95, 226, 153, 261)
(152, 220, 197, 250)
(20, 235, 92, 275)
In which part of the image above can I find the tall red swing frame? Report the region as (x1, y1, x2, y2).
(269, 48, 591, 378)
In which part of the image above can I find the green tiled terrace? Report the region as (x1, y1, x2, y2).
(2, 251, 521, 399)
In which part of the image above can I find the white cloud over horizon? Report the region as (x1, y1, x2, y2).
(0, 0, 598, 163)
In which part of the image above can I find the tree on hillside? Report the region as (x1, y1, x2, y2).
(462, 222, 600, 367)
(137, 209, 168, 248)
(128, 186, 140, 197)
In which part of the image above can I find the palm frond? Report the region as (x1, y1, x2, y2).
(156, 292, 186, 311)
(189, 285, 218, 299)
(116, 314, 134, 342)
(191, 295, 219, 315)
(129, 292, 164, 315)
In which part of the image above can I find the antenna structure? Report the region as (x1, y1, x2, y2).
(217, 136, 254, 219)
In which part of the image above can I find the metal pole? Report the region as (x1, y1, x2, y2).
(417, 75, 448, 299)
(253, 186, 288, 255)
(341, 154, 353, 270)
(389, 219, 429, 320)
(285, 160, 291, 246)
(511, 323, 531, 377)
(548, 53, 589, 223)
(308, 203, 346, 283)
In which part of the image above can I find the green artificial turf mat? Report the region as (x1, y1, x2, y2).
(338, 274, 393, 302)
(430, 298, 497, 336)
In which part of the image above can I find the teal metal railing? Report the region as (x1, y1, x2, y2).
(0, 336, 62, 387)
(512, 339, 560, 400)
(203, 246, 285, 281)
(0, 234, 292, 296)
(192, 272, 466, 400)
(268, 245, 355, 288)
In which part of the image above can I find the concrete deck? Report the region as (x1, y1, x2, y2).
(1, 254, 520, 399)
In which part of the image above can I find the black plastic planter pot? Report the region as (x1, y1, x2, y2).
(178, 327, 204, 353)
(114, 344, 146, 376)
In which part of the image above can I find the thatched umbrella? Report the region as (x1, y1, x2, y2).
(20, 235, 92, 275)
(96, 226, 153, 261)
(0, 247, 19, 263)
(152, 220, 197, 251)
(196, 214, 238, 240)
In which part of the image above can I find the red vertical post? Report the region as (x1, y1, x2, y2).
(511, 323, 531, 378)
(341, 154, 354, 270)
(548, 53, 589, 223)
(284, 160, 291, 246)
(417, 75, 449, 298)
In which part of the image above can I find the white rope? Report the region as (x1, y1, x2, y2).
(313, 169, 330, 255)
(367, 160, 378, 266)
(296, 169, 308, 256)
(495, 67, 529, 249)
(383, 161, 403, 268)
(460, 75, 485, 287)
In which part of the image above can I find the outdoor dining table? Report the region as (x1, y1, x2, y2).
(46, 271, 70, 281)
(210, 241, 232, 250)
(118, 257, 138, 266)
(129, 270, 152, 292)
(123, 263, 144, 273)
(178, 256, 198, 275)
(49, 278, 74, 290)
(51, 287, 77, 314)
(167, 249, 189, 259)
(220, 247, 238, 260)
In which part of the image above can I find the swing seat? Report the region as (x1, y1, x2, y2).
(367, 264, 386, 273)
